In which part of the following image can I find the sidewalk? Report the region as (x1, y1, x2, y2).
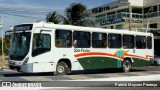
(0, 57, 8, 71)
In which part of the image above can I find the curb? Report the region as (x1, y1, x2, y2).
(0, 66, 9, 71)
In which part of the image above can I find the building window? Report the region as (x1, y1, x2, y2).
(73, 31, 91, 48)
(95, 14, 106, 23)
(123, 35, 134, 49)
(132, 7, 142, 14)
(108, 34, 121, 48)
(117, 8, 128, 13)
(136, 36, 146, 49)
(55, 30, 72, 48)
(144, 5, 157, 14)
(92, 32, 107, 48)
(116, 24, 123, 29)
(150, 23, 157, 28)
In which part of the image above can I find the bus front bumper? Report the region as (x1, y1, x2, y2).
(9, 65, 21, 72)
(8, 60, 22, 72)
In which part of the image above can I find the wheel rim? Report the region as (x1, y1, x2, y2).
(124, 61, 131, 72)
(57, 65, 65, 74)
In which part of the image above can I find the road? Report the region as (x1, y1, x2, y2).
(0, 66, 160, 81)
(0, 66, 160, 89)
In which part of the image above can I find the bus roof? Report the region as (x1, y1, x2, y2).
(16, 22, 153, 36)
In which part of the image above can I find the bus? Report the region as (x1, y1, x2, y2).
(7, 22, 154, 75)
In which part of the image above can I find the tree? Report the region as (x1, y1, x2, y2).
(64, 3, 94, 26)
(46, 11, 63, 24)
(4, 35, 11, 55)
(0, 35, 11, 55)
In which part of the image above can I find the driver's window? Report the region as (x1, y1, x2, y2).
(32, 33, 51, 57)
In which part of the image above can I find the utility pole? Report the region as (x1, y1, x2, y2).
(0, 16, 4, 62)
(120, 1, 131, 31)
(128, 3, 131, 31)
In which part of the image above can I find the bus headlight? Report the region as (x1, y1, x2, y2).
(23, 57, 29, 65)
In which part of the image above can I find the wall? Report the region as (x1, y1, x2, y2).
(128, 0, 143, 6)
(143, 0, 160, 6)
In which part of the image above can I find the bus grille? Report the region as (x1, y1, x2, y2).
(10, 55, 25, 61)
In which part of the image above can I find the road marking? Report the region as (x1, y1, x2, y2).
(46, 76, 74, 81)
(65, 75, 91, 80)
(100, 73, 134, 77)
(20, 77, 53, 81)
(86, 74, 160, 81)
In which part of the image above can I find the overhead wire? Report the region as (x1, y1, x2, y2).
(0, 6, 63, 20)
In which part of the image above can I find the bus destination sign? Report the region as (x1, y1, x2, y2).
(13, 24, 33, 31)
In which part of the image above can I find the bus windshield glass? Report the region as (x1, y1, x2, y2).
(9, 32, 31, 60)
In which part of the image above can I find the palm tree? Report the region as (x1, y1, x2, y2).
(46, 11, 63, 24)
(64, 3, 94, 27)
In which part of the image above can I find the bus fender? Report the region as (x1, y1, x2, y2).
(123, 57, 134, 64)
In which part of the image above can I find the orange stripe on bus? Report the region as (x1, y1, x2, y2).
(74, 52, 115, 58)
(146, 55, 153, 58)
(74, 52, 153, 60)
(125, 55, 146, 59)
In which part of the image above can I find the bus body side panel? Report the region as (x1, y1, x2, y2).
(73, 49, 123, 70)
(74, 48, 153, 70)
(53, 48, 84, 71)
(131, 35, 154, 67)
(131, 49, 149, 67)
(131, 49, 153, 67)
(53, 48, 123, 71)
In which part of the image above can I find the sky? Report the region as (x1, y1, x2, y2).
(0, 0, 116, 36)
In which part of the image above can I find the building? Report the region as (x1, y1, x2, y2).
(88, 0, 160, 30)
(88, 0, 160, 55)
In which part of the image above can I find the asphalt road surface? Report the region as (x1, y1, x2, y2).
(0, 66, 160, 89)
(0, 66, 160, 81)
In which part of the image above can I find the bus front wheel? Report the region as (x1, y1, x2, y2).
(56, 62, 69, 75)
(122, 59, 131, 73)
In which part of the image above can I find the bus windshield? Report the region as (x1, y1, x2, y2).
(9, 32, 31, 60)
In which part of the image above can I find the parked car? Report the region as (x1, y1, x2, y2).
(153, 55, 160, 66)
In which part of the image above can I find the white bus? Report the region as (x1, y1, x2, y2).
(7, 22, 154, 75)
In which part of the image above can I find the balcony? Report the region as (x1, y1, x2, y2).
(144, 11, 159, 18)
(96, 12, 143, 26)
(133, 28, 160, 35)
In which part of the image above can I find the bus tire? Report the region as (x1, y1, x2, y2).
(153, 61, 158, 66)
(56, 62, 69, 75)
(122, 59, 131, 73)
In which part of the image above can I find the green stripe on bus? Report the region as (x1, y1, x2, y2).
(77, 57, 152, 70)
(132, 58, 152, 67)
(77, 57, 122, 70)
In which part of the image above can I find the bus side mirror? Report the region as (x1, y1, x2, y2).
(5, 31, 12, 43)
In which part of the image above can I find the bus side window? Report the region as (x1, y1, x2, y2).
(136, 36, 146, 49)
(32, 34, 51, 57)
(123, 35, 134, 49)
(92, 32, 107, 48)
(73, 31, 91, 48)
(55, 30, 72, 48)
(108, 33, 121, 48)
(147, 36, 152, 49)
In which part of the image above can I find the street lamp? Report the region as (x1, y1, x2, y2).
(0, 16, 4, 62)
(120, 1, 131, 31)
